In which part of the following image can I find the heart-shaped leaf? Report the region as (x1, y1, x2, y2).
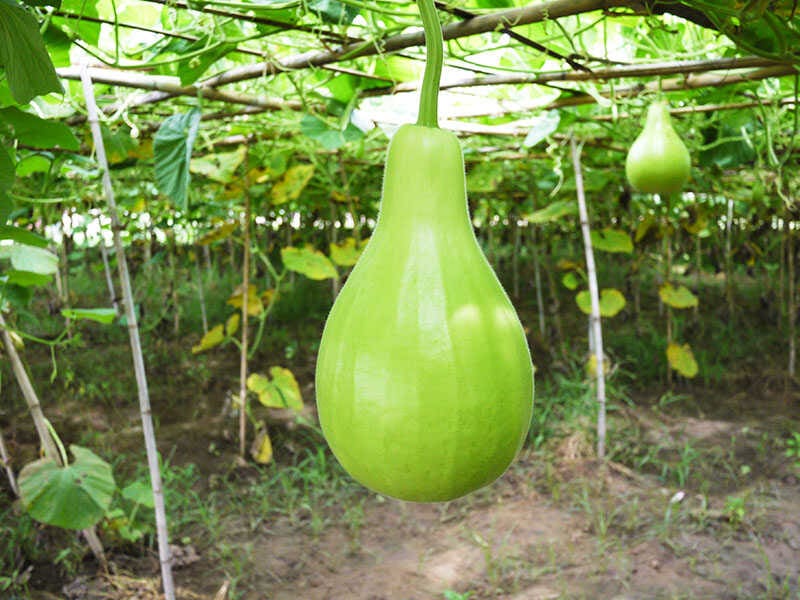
(19, 445, 115, 530)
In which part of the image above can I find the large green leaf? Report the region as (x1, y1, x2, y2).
(300, 115, 363, 151)
(281, 246, 337, 280)
(53, 0, 100, 46)
(575, 288, 627, 318)
(18, 445, 115, 530)
(0, 107, 79, 150)
(4, 269, 51, 286)
(0, 0, 62, 103)
(523, 200, 577, 224)
(0, 225, 48, 247)
(10, 243, 57, 274)
(154, 109, 201, 208)
(247, 367, 303, 410)
(308, 0, 358, 24)
(190, 146, 246, 184)
(0, 146, 13, 191)
(522, 111, 560, 148)
(590, 229, 634, 254)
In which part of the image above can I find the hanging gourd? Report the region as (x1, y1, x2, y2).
(625, 100, 691, 195)
(314, 0, 534, 503)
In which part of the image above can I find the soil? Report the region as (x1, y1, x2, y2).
(6, 351, 800, 600)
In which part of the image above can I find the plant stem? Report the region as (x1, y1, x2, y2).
(80, 64, 174, 600)
(416, 0, 443, 128)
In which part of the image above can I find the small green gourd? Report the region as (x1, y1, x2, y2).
(625, 101, 691, 195)
(314, 0, 534, 503)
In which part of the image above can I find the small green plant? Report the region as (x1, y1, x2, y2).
(785, 431, 800, 469)
(724, 495, 747, 527)
(443, 591, 473, 600)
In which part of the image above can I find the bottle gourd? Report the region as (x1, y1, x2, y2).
(625, 100, 691, 195)
(314, 0, 534, 503)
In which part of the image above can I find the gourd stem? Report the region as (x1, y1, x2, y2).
(416, 0, 442, 128)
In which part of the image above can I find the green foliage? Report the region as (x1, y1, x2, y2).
(0, 0, 62, 103)
(153, 109, 201, 208)
(18, 445, 116, 530)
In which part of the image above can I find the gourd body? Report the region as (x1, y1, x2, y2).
(625, 101, 691, 195)
(315, 124, 534, 502)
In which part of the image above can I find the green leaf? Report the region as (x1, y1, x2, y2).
(190, 146, 246, 184)
(247, 366, 303, 410)
(466, 160, 503, 193)
(308, 0, 358, 24)
(18, 445, 115, 530)
(0, 145, 14, 191)
(523, 200, 577, 224)
(562, 271, 580, 290)
(281, 246, 337, 280)
(0, 0, 62, 103)
(590, 229, 633, 254)
(0, 225, 47, 247)
(16, 153, 52, 177)
(191, 323, 225, 354)
(5, 269, 51, 286)
(0, 107, 79, 150)
(10, 243, 57, 274)
(60, 308, 116, 324)
(522, 111, 560, 148)
(53, 0, 100, 46)
(300, 115, 363, 151)
(659, 283, 699, 309)
(154, 109, 201, 208)
(121, 480, 154, 508)
(329, 237, 366, 267)
(667, 342, 699, 378)
(575, 288, 627, 318)
(271, 164, 314, 205)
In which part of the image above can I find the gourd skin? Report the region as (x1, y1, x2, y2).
(315, 124, 534, 503)
(625, 101, 691, 195)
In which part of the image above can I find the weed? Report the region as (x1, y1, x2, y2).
(723, 495, 747, 528)
(784, 431, 800, 469)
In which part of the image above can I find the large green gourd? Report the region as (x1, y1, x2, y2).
(625, 101, 691, 195)
(314, 0, 534, 503)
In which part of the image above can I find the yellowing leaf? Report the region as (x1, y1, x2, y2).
(667, 342, 699, 378)
(131, 198, 147, 213)
(250, 428, 273, 464)
(281, 246, 338, 280)
(659, 283, 698, 309)
(635, 216, 656, 243)
(246, 367, 303, 410)
(585, 354, 611, 378)
(271, 164, 314, 205)
(225, 313, 240, 337)
(329, 237, 365, 267)
(557, 259, 583, 271)
(590, 229, 633, 254)
(197, 221, 237, 246)
(575, 288, 627, 317)
(260, 289, 277, 306)
(227, 284, 263, 316)
(192, 324, 225, 354)
(331, 190, 348, 203)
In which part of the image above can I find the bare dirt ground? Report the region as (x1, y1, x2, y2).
(16, 380, 800, 600)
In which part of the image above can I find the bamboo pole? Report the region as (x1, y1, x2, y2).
(79, 65, 175, 600)
(98, 239, 119, 315)
(0, 428, 18, 496)
(239, 159, 251, 459)
(571, 137, 606, 460)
